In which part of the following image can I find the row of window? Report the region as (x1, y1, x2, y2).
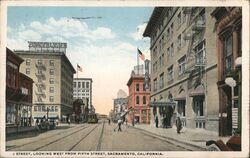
(152, 9, 188, 60)
(73, 93, 90, 96)
(36, 95, 54, 102)
(26, 68, 55, 75)
(34, 105, 58, 112)
(153, 56, 187, 92)
(135, 83, 147, 92)
(135, 96, 147, 105)
(73, 90, 90, 93)
(153, 36, 186, 74)
(73, 81, 90, 89)
(151, 8, 175, 43)
(26, 59, 54, 66)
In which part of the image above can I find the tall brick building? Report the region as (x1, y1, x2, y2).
(127, 65, 150, 124)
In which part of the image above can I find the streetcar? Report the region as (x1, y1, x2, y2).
(87, 113, 98, 123)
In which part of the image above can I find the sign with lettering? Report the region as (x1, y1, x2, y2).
(28, 41, 67, 53)
(144, 59, 150, 89)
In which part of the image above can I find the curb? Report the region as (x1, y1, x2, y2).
(131, 125, 206, 151)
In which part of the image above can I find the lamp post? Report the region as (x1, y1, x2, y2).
(225, 77, 236, 134)
(46, 107, 50, 121)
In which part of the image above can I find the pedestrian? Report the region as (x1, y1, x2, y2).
(176, 116, 182, 134)
(118, 119, 122, 132)
(68, 117, 71, 125)
(155, 116, 159, 128)
(108, 118, 111, 125)
(36, 119, 40, 130)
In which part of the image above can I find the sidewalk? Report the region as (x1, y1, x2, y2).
(130, 124, 230, 150)
(6, 123, 77, 136)
(6, 126, 37, 136)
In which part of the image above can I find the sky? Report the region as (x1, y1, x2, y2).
(7, 7, 153, 115)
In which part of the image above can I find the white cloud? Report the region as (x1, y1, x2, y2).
(18, 30, 42, 40)
(129, 23, 148, 41)
(7, 38, 28, 50)
(91, 27, 115, 40)
(45, 36, 67, 43)
(29, 17, 115, 41)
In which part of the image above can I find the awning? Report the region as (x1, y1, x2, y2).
(174, 91, 186, 101)
(189, 85, 205, 97)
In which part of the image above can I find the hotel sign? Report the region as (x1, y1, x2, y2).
(28, 41, 67, 49)
(28, 41, 67, 53)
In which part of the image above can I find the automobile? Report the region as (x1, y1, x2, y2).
(206, 135, 241, 151)
(38, 119, 56, 130)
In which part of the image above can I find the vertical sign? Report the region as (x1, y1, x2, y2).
(144, 59, 150, 90)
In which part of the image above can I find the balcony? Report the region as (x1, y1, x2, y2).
(35, 91, 46, 98)
(36, 63, 46, 70)
(185, 60, 205, 74)
(183, 7, 192, 14)
(183, 33, 192, 40)
(35, 73, 45, 79)
(192, 19, 206, 32)
(36, 82, 46, 89)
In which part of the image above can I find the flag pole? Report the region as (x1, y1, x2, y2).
(137, 48, 139, 75)
(76, 64, 78, 99)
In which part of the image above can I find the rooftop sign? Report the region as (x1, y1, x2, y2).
(28, 41, 67, 53)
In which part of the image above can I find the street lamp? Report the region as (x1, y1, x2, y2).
(46, 107, 50, 121)
(225, 76, 236, 134)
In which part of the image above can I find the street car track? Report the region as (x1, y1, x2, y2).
(33, 124, 97, 151)
(69, 123, 102, 151)
(96, 120, 105, 151)
(7, 124, 92, 151)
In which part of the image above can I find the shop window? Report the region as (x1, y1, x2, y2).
(193, 96, 204, 116)
(177, 100, 186, 116)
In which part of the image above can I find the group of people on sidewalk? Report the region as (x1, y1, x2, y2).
(108, 116, 182, 134)
(155, 116, 182, 134)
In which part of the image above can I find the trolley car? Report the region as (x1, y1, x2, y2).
(87, 113, 98, 123)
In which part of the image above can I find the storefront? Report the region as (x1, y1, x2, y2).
(150, 99, 176, 128)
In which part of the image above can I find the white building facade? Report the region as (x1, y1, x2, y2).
(73, 78, 93, 111)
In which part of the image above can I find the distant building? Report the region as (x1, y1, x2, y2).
(113, 89, 128, 121)
(211, 7, 242, 136)
(127, 66, 151, 124)
(6, 48, 33, 129)
(73, 78, 93, 112)
(15, 41, 75, 122)
(143, 7, 219, 132)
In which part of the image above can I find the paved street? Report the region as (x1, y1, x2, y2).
(6, 120, 189, 151)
